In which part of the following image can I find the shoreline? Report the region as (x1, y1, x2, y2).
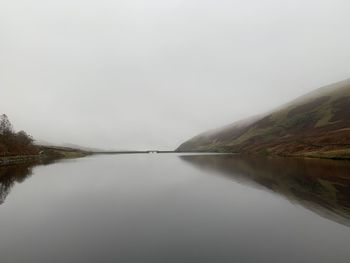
(0, 146, 92, 167)
(2, 149, 349, 167)
(0, 155, 43, 166)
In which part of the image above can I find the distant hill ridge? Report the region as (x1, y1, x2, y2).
(177, 79, 350, 159)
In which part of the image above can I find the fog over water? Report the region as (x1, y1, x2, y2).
(1, 0, 350, 149)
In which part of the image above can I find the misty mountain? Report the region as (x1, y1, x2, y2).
(34, 140, 103, 152)
(177, 79, 350, 159)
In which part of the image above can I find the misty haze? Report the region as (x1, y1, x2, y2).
(1, 0, 350, 262)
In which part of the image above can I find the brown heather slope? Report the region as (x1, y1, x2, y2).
(177, 79, 350, 159)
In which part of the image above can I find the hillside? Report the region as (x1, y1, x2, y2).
(177, 79, 350, 159)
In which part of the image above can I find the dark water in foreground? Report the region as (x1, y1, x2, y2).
(1, 154, 350, 263)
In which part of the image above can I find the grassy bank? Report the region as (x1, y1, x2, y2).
(0, 146, 91, 166)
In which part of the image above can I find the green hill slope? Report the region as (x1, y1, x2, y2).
(177, 79, 350, 159)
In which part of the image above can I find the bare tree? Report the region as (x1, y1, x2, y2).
(0, 114, 13, 136)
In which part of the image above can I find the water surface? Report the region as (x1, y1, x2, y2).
(1, 154, 350, 263)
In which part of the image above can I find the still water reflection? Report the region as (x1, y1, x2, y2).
(0, 160, 56, 205)
(0, 164, 33, 205)
(0, 154, 349, 263)
(181, 155, 350, 227)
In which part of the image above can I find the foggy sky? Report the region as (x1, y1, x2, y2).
(1, 0, 350, 150)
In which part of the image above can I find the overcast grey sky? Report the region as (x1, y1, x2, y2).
(1, 0, 350, 150)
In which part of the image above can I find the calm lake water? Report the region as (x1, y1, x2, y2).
(1, 153, 350, 263)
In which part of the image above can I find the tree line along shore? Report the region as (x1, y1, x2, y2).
(0, 114, 90, 166)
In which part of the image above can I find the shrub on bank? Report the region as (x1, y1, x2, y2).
(0, 114, 38, 156)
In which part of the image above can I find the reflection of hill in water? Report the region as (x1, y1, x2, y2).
(180, 155, 350, 226)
